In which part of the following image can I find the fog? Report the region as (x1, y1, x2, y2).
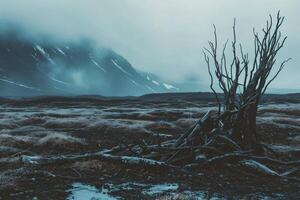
(0, 0, 299, 91)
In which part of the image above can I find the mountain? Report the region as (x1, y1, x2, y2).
(0, 32, 179, 96)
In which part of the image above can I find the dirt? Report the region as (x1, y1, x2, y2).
(0, 96, 299, 199)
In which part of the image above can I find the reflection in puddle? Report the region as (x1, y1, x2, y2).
(66, 182, 119, 200)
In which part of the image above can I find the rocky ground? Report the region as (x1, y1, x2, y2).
(0, 94, 299, 199)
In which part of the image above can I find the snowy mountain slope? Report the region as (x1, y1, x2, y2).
(140, 72, 179, 92)
(0, 34, 179, 96)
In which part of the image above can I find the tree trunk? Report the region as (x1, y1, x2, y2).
(232, 104, 258, 149)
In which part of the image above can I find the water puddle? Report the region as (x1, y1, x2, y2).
(66, 182, 119, 200)
(66, 182, 222, 199)
(65, 181, 290, 199)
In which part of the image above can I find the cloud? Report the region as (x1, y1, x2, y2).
(0, 0, 299, 90)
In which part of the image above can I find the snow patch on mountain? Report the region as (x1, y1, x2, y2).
(111, 59, 132, 77)
(0, 77, 41, 92)
(141, 72, 180, 92)
(152, 80, 159, 85)
(90, 58, 106, 72)
(35, 44, 46, 55)
(34, 44, 56, 65)
(56, 48, 66, 56)
(49, 77, 70, 86)
(163, 83, 179, 90)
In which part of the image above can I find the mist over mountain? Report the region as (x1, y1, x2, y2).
(0, 27, 179, 96)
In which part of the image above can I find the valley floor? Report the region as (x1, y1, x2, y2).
(0, 96, 299, 199)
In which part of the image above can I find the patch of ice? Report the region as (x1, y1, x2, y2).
(143, 183, 179, 196)
(67, 182, 120, 200)
(111, 59, 132, 77)
(37, 133, 85, 147)
(21, 155, 42, 164)
(111, 182, 146, 191)
(65, 182, 223, 199)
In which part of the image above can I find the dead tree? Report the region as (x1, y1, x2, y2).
(204, 11, 291, 149)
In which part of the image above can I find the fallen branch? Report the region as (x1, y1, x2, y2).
(174, 110, 212, 147)
(249, 156, 300, 166)
(21, 149, 184, 172)
(239, 159, 300, 182)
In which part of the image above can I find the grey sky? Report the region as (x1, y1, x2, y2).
(0, 0, 299, 90)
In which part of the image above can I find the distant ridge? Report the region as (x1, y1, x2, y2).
(0, 92, 299, 105)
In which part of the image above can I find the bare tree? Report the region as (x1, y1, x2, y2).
(204, 11, 291, 149)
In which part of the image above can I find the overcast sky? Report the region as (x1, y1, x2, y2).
(0, 0, 299, 90)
